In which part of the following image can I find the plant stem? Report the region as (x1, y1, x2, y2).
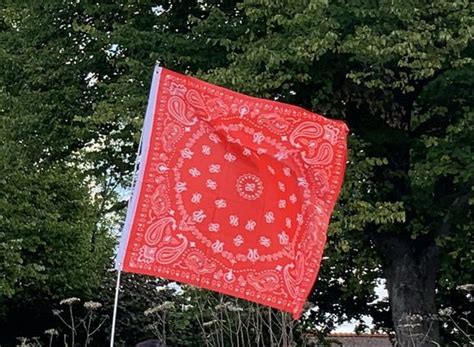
(69, 305, 75, 347)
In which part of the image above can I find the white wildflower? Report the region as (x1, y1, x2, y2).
(227, 304, 244, 312)
(60, 297, 80, 305)
(52, 309, 62, 316)
(214, 303, 226, 310)
(144, 301, 175, 316)
(44, 329, 58, 336)
(214, 302, 243, 312)
(84, 301, 102, 310)
(203, 320, 217, 327)
(438, 307, 454, 316)
(456, 284, 474, 292)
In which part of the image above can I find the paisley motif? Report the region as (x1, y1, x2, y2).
(289, 121, 324, 148)
(312, 170, 330, 196)
(257, 113, 291, 133)
(283, 252, 305, 298)
(168, 96, 197, 125)
(205, 97, 229, 118)
(323, 124, 340, 144)
(186, 89, 207, 110)
(304, 216, 323, 248)
(161, 121, 183, 152)
(137, 245, 157, 264)
(169, 82, 187, 97)
(150, 184, 169, 217)
(247, 271, 280, 292)
(302, 142, 333, 165)
(183, 250, 217, 274)
(155, 234, 188, 264)
(144, 217, 176, 246)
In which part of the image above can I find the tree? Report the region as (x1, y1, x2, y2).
(0, 2, 113, 341)
(191, 0, 473, 345)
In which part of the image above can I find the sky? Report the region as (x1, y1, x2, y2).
(335, 279, 388, 332)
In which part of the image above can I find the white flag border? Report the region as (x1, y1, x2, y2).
(115, 65, 162, 270)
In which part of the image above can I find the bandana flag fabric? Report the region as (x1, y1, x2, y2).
(116, 66, 348, 319)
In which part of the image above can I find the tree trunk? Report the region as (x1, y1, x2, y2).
(381, 237, 440, 346)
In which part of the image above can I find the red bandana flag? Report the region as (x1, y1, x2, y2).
(116, 66, 348, 319)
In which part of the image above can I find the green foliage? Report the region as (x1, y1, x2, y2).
(0, 0, 113, 336)
(0, 164, 108, 299)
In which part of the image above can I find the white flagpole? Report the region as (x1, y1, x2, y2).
(109, 137, 143, 347)
(109, 133, 144, 347)
(109, 130, 145, 347)
(109, 65, 162, 346)
(110, 269, 122, 347)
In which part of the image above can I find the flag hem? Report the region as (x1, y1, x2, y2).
(115, 65, 162, 270)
